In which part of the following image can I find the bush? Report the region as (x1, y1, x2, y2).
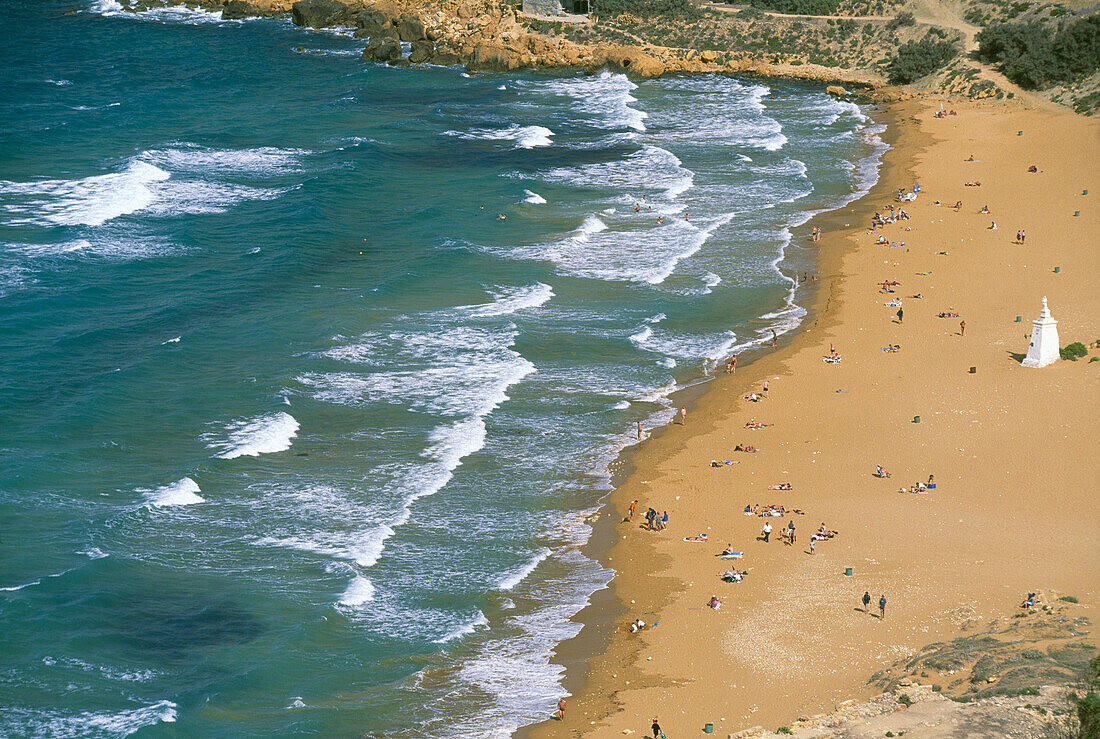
(976, 15, 1100, 89)
(776, 728, 793, 735)
(747, 0, 839, 15)
(898, 693, 914, 707)
(886, 11, 915, 31)
(1060, 342, 1088, 360)
(1079, 691, 1100, 738)
(591, 0, 703, 19)
(1061, 595, 1080, 603)
(888, 36, 958, 83)
(932, 684, 943, 692)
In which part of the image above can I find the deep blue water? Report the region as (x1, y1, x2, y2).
(0, 1, 886, 735)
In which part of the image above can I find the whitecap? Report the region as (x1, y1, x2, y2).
(445, 124, 554, 149)
(522, 189, 546, 205)
(4, 700, 177, 737)
(142, 477, 204, 508)
(161, 336, 181, 344)
(0, 160, 169, 227)
(466, 283, 554, 317)
(207, 411, 299, 459)
(338, 575, 376, 607)
(80, 547, 108, 559)
(497, 548, 551, 591)
(434, 611, 489, 643)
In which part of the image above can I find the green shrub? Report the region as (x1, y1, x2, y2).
(1060, 595, 1080, 603)
(898, 693, 913, 707)
(739, 5, 765, 18)
(1060, 342, 1088, 360)
(886, 11, 915, 30)
(591, 0, 703, 19)
(777, 728, 793, 735)
(888, 36, 958, 83)
(1079, 691, 1100, 738)
(747, 0, 839, 14)
(932, 684, 943, 692)
(976, 15, 1100, 89)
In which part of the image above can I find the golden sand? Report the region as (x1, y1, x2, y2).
(528, 99, 1100, 737)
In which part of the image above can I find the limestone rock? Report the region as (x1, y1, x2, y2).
(700, 49, 717, 63)
(466, 44, 525, 72)
(826, 84, 848, 96)
(397, 14, 427, 41)
(221, 1, 265, 19)
(362, 37, 403, 62)
(601, 45, 666, 78)
(355, 8, 395, 36)
(409, 39, 435, 63)
(291, 0, 348, 27)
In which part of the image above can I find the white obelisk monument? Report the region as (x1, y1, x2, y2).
(1022, 296, 1060, 368)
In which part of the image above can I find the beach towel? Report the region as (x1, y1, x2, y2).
(720, 553, 744, 559)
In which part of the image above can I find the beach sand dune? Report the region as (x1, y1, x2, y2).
(526, 100, 1099, 737)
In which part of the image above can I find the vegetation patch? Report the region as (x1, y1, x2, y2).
(976, 15, 1100, 89)
(888, 35, 958, 83)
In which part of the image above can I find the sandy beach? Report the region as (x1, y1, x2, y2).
(528, 98, 1100, 737)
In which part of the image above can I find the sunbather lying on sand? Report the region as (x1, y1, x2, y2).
(742, 392, 761, 402)
(711, 459, 739, 467)
(683, 534, 708, 542)
(823, 355, 842, 364)
(882, 344, 901, 353)
(720, 570, 745, 583)
(876, 465, 891, 478)
(767, 483, 792, 490)
(938, 311, 960, 318)
(628, 618, 647, 633)
(734, 444, 758, 453)
(745, 420, 772, 429)
(720, 543, 739, 556)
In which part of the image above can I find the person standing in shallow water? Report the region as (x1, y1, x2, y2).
(556, 697, 566, 720)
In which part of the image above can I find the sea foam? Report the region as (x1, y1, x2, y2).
(208, 411, 299, 459)
(143, 477, 204, 508)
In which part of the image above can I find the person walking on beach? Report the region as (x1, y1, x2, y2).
(771, 329, 778, 348)
(629, 500, 637, 520)
(896, 307, 904, 324)
(879, 594, 887, 619)
(809, 536, 815, 554)
(679, 407, 687, 425)
(762, 521, 772, 542)
(652, 717, 663, 738)
(727, 354, 737, 374)
(863, 591, 871, 613)
(763, 380, 769, 397)
(557, 697, 566, 720)
(960, 320, 966, 336)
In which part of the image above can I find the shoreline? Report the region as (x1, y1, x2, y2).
(520, 99, 914, 738)
(526, 97, 1099, 736)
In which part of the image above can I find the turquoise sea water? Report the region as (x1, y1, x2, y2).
(0, 2, 886, 735)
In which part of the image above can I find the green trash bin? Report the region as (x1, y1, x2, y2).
(845, 567, 853, 576)
(704, 723, 714, 733)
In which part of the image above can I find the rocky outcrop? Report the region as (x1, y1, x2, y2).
(597, 45, 666, 79)
(826, 85, 849, 96)
(466, 44, 526, 72)
(409, 39, 435, 63)
(221, 0, 270, 18)
(291, 0, 349, 27)
(397, 13, 426, 41)
(361, 36, 403, 61)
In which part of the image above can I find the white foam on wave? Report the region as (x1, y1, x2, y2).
(1, 144, 302, 230)
(539, 144, 693, 201)
(43, 656, 157, 683)
(2, 700, 177, 738)
(434, 610, 489, 643)
(702, 271, 722, 293)
(80, 547, 109, 559)
(446, 124, 554, 149)
(338, 575, 376, 607)
(207, 411, 299, 459)
(142, 477, 204, 508)
(47, 79, 72, 86)
(571, 214, 607, 242)
(497, 547, 552, 591)
(466, 283, 554, 317)
(0, 160, 168, 227)
(92, 0, 227, 24)
(522, 189, 546, 204)
(161, 336, 181, 344)
(536, 71, 647, 132)
(139, 144, 307, 176)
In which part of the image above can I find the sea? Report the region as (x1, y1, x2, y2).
(0, 1, 887, 735)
